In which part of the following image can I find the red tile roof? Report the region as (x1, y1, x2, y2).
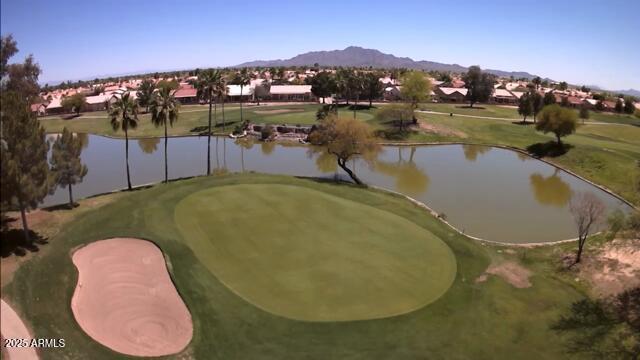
(174, 86, 197, 98)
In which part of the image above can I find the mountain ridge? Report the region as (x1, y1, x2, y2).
(237, 46, 542, 80)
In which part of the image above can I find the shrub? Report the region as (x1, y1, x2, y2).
(261, 125, 274, 140)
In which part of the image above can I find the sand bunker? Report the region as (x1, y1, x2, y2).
(71, 238, 192, 357)
(580, 239, 640, 296)
(253, 108, 304, 115)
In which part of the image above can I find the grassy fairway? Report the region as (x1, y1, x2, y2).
(374, 113, 640, 205)
(39, 104, 375, 137)
(420, 102, 640, 125)
(3, 174, 586, 359)
(174, 184, 456, 321)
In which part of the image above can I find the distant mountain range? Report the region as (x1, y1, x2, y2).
(237, 46, 545, 80)
(587, 85, 640, 97)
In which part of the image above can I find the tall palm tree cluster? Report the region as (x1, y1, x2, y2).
(108, 82, 180, 189)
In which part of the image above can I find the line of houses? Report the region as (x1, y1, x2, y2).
(32, 70, 638, 117)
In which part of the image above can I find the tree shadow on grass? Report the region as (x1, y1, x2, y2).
(374, 128, 413, 141)
(511, 120, 534, 126)
(527, 141, 573, 158)
(1, 228, 48, 258)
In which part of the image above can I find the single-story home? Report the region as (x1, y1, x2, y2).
(582, 98, 598, 109)
(226, 84, 254, 101)
(174, 86, 198, 104)
(383, 86, 402, 101)
(434, 87, 468, 102)
(85, 94, 110, 111)
(268, 85, 314, 101)
(46, 97, 64, 114)
(492, 89, 517, 104)
(31, 103, 47, 116)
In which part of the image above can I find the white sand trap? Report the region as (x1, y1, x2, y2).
(71, 238, 192, 357)
(1, 299, 39, 360)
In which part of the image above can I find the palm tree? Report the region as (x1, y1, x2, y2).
(150, 86, 180, 183)
(216, 75, 229, 133)
(108, 92, 138, 190)
(232, 69, 252, 123)
(136, 79, 156, 113)
(193, 69, 222, 175)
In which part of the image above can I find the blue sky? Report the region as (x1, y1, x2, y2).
(2, 0, 639, 89)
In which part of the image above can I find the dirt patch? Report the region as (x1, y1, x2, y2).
(253, 108, 305, 115)
(476, 261, 532, 288)
(71, 238, 193, 357)
(418, 122, 468, 138)
(579, 239, 640, 297)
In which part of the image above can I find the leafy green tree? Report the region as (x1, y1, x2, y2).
(463, 66, 494, 107)
(193, 69, 223, 175)
(50, 127, 88, 207)
(560, 96, 570, 107)
(595, 99, 605, 111)
(156, 79, 179, 91)
(136, 79, 156, 113)
(531, 76, 542, 90)
(531, 91, 544, 122)
(348, 72, 364, 119)
(557, 81, 568, 91)
(231, 68, 251, 123)
(308, 115, 379, 185)
(150, 86, 180, 183)
(61, 93, 86, 115)
(1, 37, 40, 101)
(580, 85, 590, 93)
(615, 98, 624, 113)
(401, 71, 431, 112)
(335, 68, 353, 104)
(217, 75, 229, 132)
(624, 97, 636, 114)
(308, 71, 336, 104)
(0, 35, 18, 77)
(375, 103, 414, 132)
(543, 91, 556, 106)
(518, 92, 533, 123)
(552, 287, 640, 359)
(0, 93, 52, 243)
(579, 105, 590, 124)
(363, 72, 384, 108)
(108, 92, 139, 190)
(536, 104, 577, 145)
(254, 81, 270, 105)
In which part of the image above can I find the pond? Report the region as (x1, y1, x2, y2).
(43, 134, 632, 244)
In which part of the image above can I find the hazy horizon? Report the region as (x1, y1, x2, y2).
(2, 0, 639, 90)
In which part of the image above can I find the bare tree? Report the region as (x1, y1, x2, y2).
(569, 191, 606, 264)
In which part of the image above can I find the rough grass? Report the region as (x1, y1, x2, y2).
(3, 173, 586, 359)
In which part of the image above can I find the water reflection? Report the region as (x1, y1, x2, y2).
(374, 147, 429, 196)
(76, 133, 90, 150)
(530, 171, 573, 207)
(41, 135, 631, 244)
(462, 144, 491, 162)
(138, 138, 160, 154)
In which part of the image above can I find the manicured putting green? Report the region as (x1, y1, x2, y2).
(174, 184, 456, 321)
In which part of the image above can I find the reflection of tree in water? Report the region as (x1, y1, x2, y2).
(75, 133, 89, 149)
(213, 136, 228, 175)
(516, 151, 530, 162)
(529, 170, 573, 207)
(315, 151, 338, 173)
(137, 137, 160, 154)
(261, 141, 275, 155)
(235, 138, 254, 172)
(375, 147, 430, 196)
(462, 144, 491, 162)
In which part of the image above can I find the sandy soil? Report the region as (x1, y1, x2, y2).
(1, 299, 39, 360)
(253, 108, 304, 115)
(417, 122, 468, 138)
(579, 239, 640, 297)
(71, 238, 192, 357)
(476, 261, 532, 288)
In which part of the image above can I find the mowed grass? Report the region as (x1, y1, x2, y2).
(3, 173, 585, 359)
(39, 103, 375, 137)
(371, 113, 640, 205)
(419, 102, 640, 125)
(174, 183, 456, 321)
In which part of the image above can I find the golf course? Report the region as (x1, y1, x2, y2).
(3, 173, 589, 359)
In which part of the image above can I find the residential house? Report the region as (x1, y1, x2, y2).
(434, 87, 468, 102)
(30, 103, 47, 116)
(46, 97, 64, 114)
(85, 94, 110, 111)
(268, 85, 314, 101)
(174, 85, 198, 104)
(226, 84, 254, 102)
(383, 86, 402, 101)
(492, 89, 517, 104)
